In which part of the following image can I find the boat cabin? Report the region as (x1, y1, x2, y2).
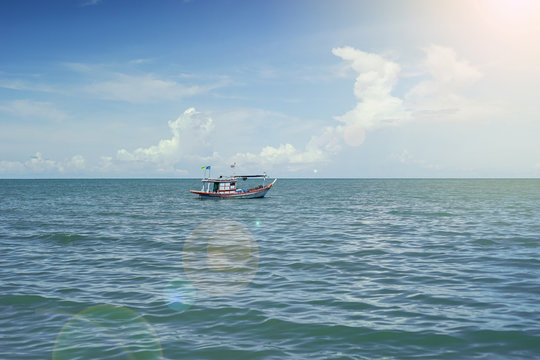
(202, 177, 237, 194)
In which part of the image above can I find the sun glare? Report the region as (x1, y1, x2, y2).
(476, 0, 540, 27)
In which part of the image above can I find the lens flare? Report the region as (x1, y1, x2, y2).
(183, 218, 259, 296)
(52, 305, 161, 360)
(163, 279, 197, 312)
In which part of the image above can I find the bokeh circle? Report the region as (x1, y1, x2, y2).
(182, 218, 259, 296)
(52, 305, 162, 360)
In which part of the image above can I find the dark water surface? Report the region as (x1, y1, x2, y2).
(1, 179, 539, 359)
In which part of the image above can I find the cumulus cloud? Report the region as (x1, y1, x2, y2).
(326, 44, 489, 155)
(65, 155, 85, 171)
(232, 126, 343, 170)
(331, 44, 488, 128)
(332, 46, 410, 130)
(406, 45, 486, 120)
(228, 47, 420, 169)
(117, 108, 215, 169)
(115, 106, 342, 173)
(237, 143, 320, 166)
(423, 45, 483, 87)
(223, 46, 413, 170)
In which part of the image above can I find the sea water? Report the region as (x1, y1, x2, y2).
(0, 179, 539, 359)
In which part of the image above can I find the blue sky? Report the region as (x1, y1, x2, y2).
(1, 0, 540, 178)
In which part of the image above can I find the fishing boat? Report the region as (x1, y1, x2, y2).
(190, 174, 277, 199)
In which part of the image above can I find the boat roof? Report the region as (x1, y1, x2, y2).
(202, 174, 268, 182)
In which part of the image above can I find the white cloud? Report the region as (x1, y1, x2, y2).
(0, 46, 493, 177)
(232, 126, 343, 170)
(406, 45, 488, 120)
(227, 47, 415, 170)
(0, 100, 68, 121)
(65, 155, 85, 171)
(0, 160, 25, 173)
(332, 46, 411, 130)
(116, 108, 215, 169)
(423, 45, 483, 87)
(332, 45, 489, 128)
(307, 126, 343, 154)
(229, 46, 407, 170)
(0, 153, 86, 175)
(233, 143, 321, 171)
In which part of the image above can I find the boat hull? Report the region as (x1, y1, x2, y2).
(190, 182, 274, 199)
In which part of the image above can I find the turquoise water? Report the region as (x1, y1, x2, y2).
(1, 179, 539, 359)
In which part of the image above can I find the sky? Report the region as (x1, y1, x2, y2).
(1, 0, 540, 178)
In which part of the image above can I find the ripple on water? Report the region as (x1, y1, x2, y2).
(0, 179, 539, 359)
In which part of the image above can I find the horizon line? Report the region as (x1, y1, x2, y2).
(1, 177, 539, 180)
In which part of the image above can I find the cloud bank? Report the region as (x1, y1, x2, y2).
(0, 45, 488, 176)
(0, 153, 85, 175)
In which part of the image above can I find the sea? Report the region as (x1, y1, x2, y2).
(0, 179, 539, 360)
